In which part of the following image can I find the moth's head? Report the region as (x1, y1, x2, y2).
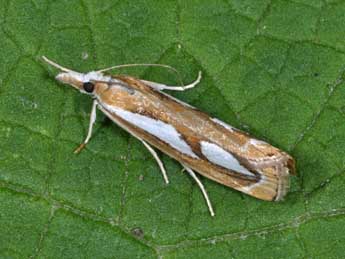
(56, 71, 108, 95)
(42, 56, 110, 95)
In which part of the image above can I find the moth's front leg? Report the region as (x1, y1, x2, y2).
(141, 71, 202, 91)
(74, 99, 98, 154)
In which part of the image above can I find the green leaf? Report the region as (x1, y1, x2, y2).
(1, 0, 345, 258)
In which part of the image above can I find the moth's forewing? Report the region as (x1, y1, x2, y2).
(94, 76, 295, 201)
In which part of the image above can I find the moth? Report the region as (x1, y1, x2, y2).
(42, 56, 295, 216)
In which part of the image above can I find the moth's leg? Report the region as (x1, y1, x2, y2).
(141, 71, 202, 91)
(74, 99, 98, 154)
(182, 164, 215, 217)
(141, 140, 169, 184)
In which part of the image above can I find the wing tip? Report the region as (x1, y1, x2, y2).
(243, 156, 295, 202)
(275, 156, 295, 201)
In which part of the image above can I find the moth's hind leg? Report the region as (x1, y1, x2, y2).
(141, 71, 202, 91)
(74, 100, 98, 154)
(141, 140, 169, 184)
(182, 164, 215, 217)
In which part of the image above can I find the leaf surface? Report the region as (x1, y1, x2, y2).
(1, 0, 345, 258)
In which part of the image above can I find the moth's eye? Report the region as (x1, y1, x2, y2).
(83, 82, 95, 93)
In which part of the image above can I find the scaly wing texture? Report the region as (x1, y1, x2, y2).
(1, 1, 345, 258)
(96, 76, 294, 201)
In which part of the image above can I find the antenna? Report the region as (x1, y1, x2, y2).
(96, 63, 185, 87)
(42, 56, 74, 73)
